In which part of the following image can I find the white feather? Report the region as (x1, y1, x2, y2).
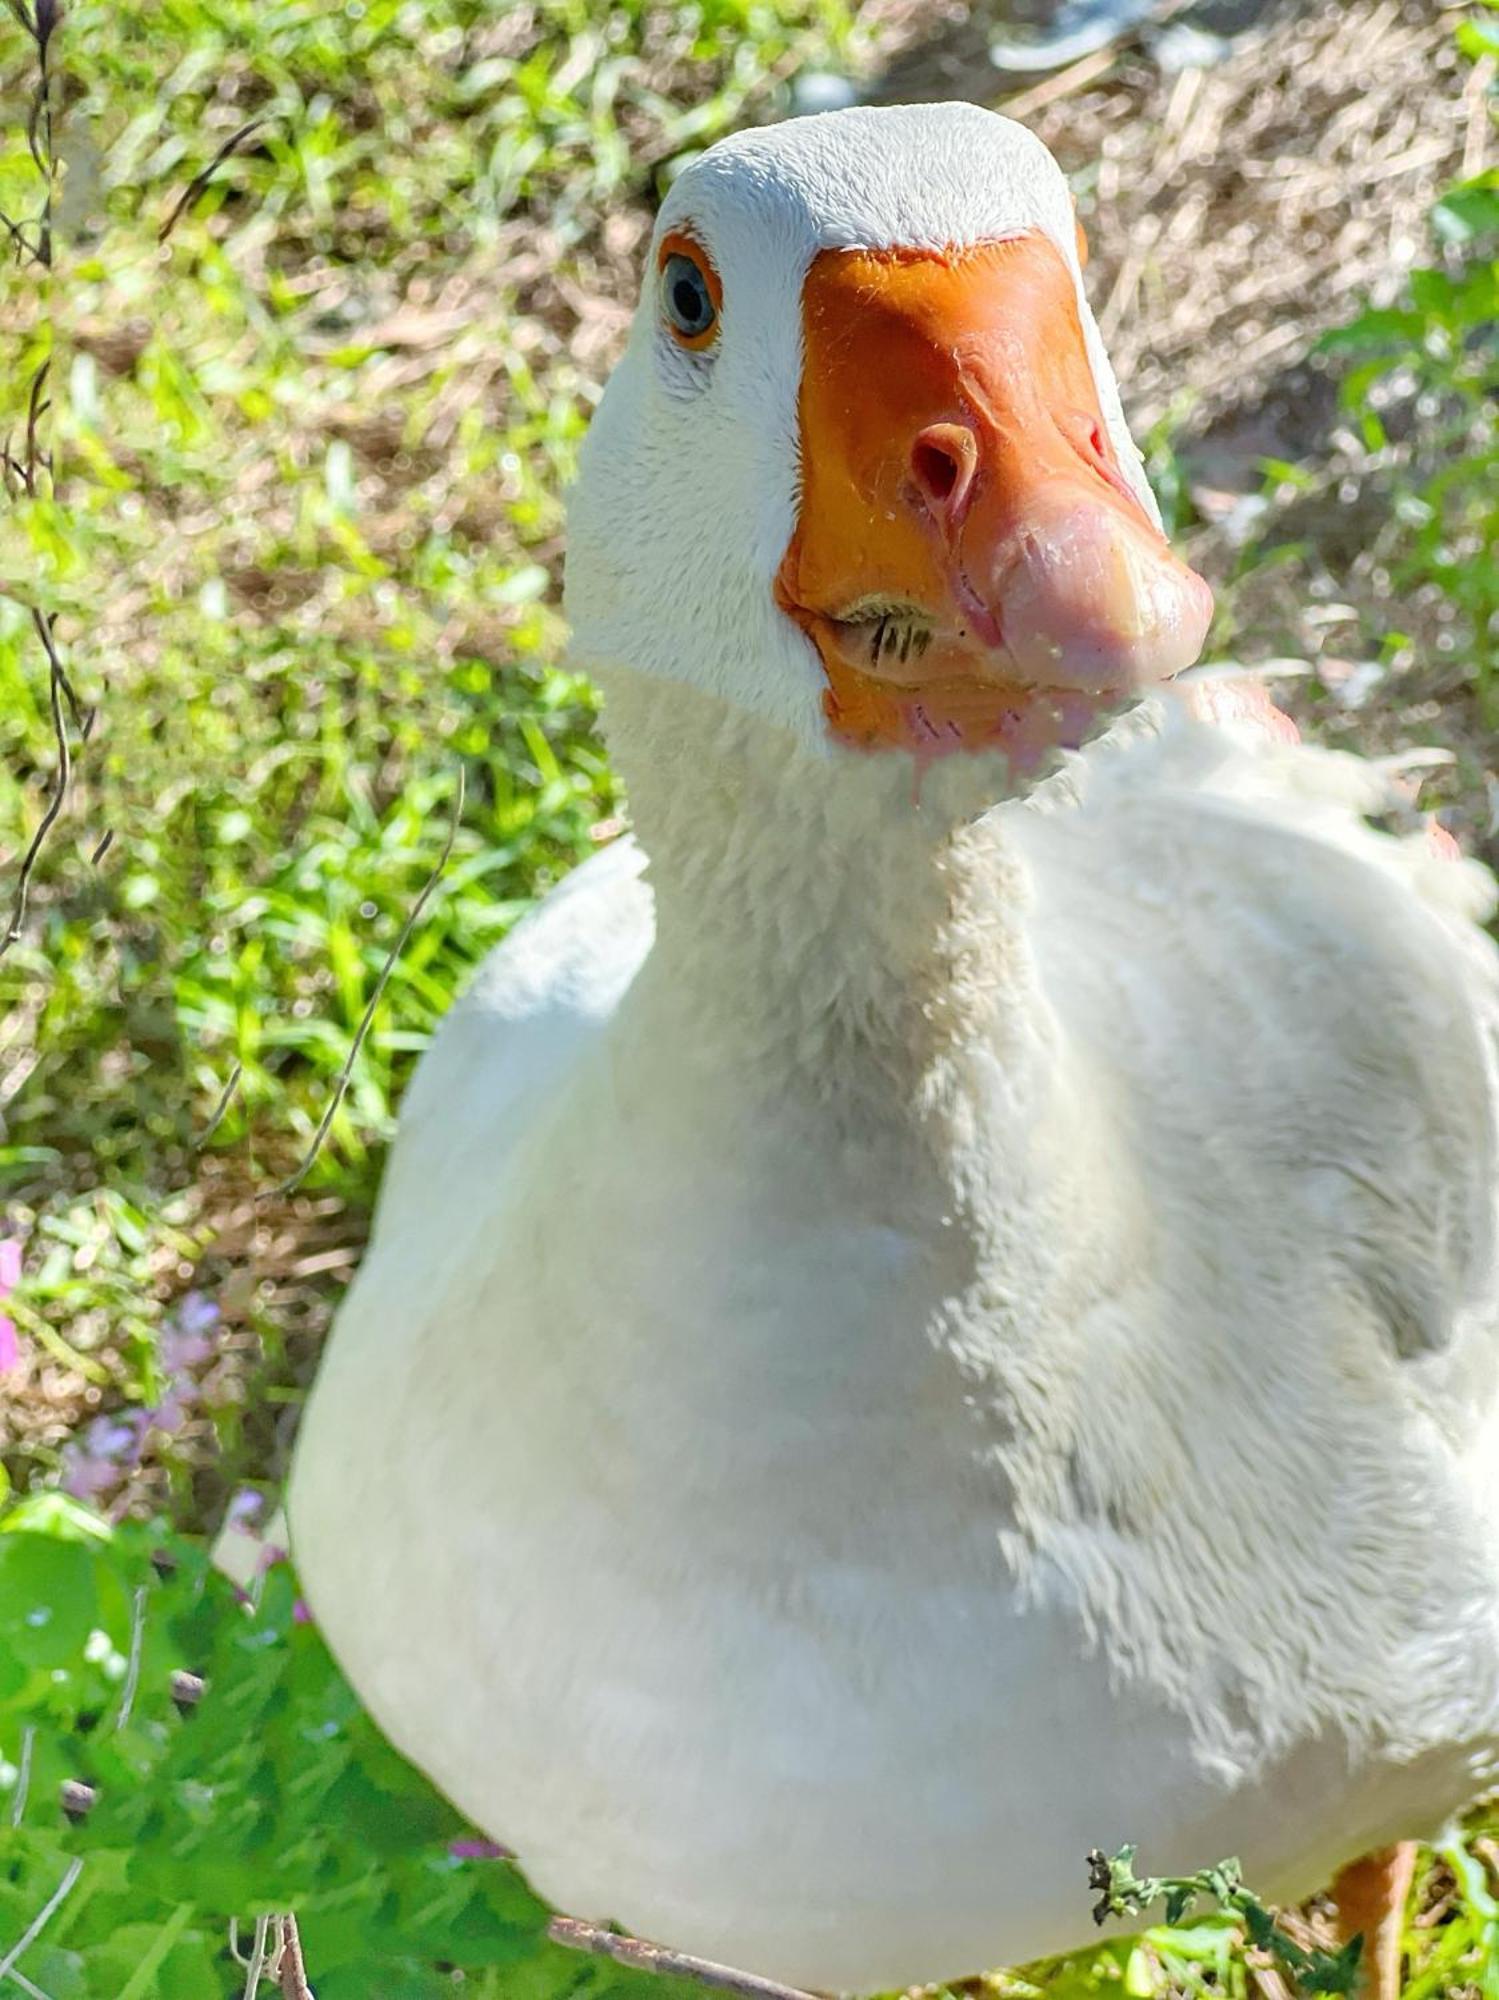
(290, 105, 1499, 1993)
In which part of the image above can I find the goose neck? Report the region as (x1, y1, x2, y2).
(595, 666, 1052, 1109)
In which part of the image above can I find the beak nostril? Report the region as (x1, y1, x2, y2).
(912, 439, 961, 503)
(1071, 416, 1114, 474)
(909, 422, 978, 524)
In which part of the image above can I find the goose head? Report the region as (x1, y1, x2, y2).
(565, 101, 1213, 781)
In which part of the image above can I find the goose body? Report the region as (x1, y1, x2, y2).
(291, 104, 1499, 1990)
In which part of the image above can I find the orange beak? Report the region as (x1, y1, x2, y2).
(774, 234, 1214, 765)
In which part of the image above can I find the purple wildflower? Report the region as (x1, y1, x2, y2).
(86, 1413, 146, 1459)
(139, 1286, 222, 1439)
(147, 1386, 193, 1436)
(176, 1290, 219, 1336)
(227, 1487, 264, 1526)
(159, 1293, 218, 1376)
(60, 1411, 148, 1499)
(448, 1837, 512, 1861)
(61, 1456, 118, 1502)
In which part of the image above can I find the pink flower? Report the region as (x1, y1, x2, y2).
(0, 1236, 22, 1375)
(448, 1838, 512, 1861)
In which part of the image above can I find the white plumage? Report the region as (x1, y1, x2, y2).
(290, 103, 1499, 1992)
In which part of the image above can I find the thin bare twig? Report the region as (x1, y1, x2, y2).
(159, 116, 271, 243)
(1, 8, 85, 954)
(13, 0, 58, 269)
(7, 1968, 58, 2000)
(24, 81, 46, 180)
(197, 1059, 244, 1149)
(240, 1915, 273, 1999)
(0, 209, 40, 261)
(113, 1586, 146, 1731)
(32, 604, 88, 739)
(276, 1915, 313, 2000)
(0, 1858, 83, 1983)
(275, 770, 465, 1196)
(999, 44, 1121, 122)
(9, 1726, 34, 1828)
(23, 361, 50, 493)
(0, 604, 92, 956)
(547, 1918, 822, 2000)
(1, 623, 71, 959)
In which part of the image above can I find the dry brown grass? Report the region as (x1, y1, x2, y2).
(980, 0, 1495, 851)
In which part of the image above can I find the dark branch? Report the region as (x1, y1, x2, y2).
(196, 1060, 244, 1150)
(23, 359, 50, 493)
(31, 603, 89, 744)
(277, 1915, 313, 1999)
(19, 0, 56, 266)
(0, 208, 40, 262)
(159, 116, 272, 243)
(547, 1918, 822, 2000)
(24, 71, 46, 176)
(1, 616, 72, 958)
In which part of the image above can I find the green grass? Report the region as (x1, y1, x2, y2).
(1, 0, 1497, 1994)
(0, 0, 856, 1495)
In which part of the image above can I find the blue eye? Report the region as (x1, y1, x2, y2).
(662, 251, 717, 342)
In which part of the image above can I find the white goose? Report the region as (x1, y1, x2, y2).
(290, 104, 1499, 1999)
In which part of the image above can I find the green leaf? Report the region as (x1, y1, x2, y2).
(113, 1905, 199, 2000)
(2, 1494, 114, 1543)
(1456, 15, 1499, 58)
(1433, 172, 1499, 246)
(0, 1534, 98, 1668)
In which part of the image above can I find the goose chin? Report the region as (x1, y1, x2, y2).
(809, 621, 1150, 771)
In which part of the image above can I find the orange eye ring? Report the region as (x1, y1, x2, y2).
(658, 230, 723, 351)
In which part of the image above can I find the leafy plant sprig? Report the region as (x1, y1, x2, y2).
(1087, 1846, 1365, 1996)
(1313, 13, 1498, 708)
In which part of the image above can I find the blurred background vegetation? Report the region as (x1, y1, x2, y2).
(0, 0, 1494, 1992)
